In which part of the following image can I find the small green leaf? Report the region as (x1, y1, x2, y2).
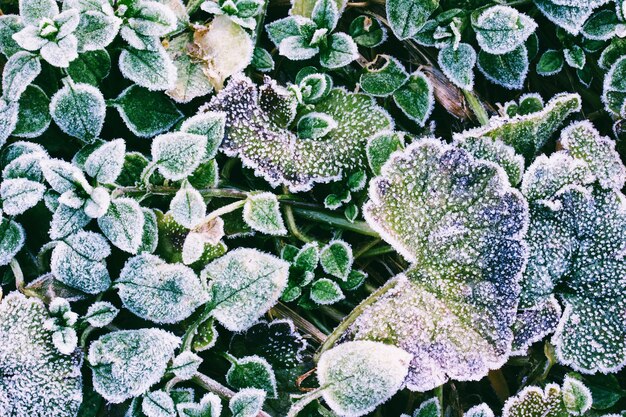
(537, 49, 564, 76)
(2, 51, 41, 101)
(349, 15, 386, 47)
(171, 351, 202, 380)
(229, 388, 266, 417)
(180, 112, 226, 160)
(97, 197, 145, 253)
(477, 46, 528, 90)
(297, 112, 337, 139)
(192, 316, 219, 352)
(582, 9, 621, 40)
(0, 218, 25, 265)
(564, 45, 586, 69)
(319, 32, 358, 69)
(50, 80, 106, 142)
(84, 301, 119, 327)
(152, 132, 207, 180)
(562, 376, 593, 415)
(310, 278, 345, 304)
(340, 269, 367, 291)
(366, 130, 405, 175)
(67, 50, 111, 86)
(226, 356, 278, 398)
(170, 181, 206, 229)
(13, 85, 51, 138)
(319, 239, 353, 280)
(252, 47, 275, 72)
(472, 5, 537, 55)
(360, 55, 409, 97)
(143, 390, 176, 417)
(386, 0, 438, 39)
(392, 70, 434, 126)
(242, 192, 287, 236)
(438, 43, 476, 90)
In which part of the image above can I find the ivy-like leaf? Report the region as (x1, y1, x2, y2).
(0, 218, 25, 265)
(349, 139, 528, 391)
(242, 192, 287, 236)
(602, 56, 626, 117)
(202, 248, 289, 331)
(88, 328, 180, 403)
(0, 292, 83, 417)
(310, 278, 345, 305)
(392, 70, 434, 127)
(319, 239, 352, 280)
(143, 390, 176, 417)
(537, 50, 564, 76)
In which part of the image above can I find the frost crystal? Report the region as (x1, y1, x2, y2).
(51, 231, 111, 294)
(204, 75, 392, 191)
(84, 139, 126, 184)
(202, 248, 289, 331)
(0, 177, 45, 215)
(316, 341, 411, 417)
(502, 377, 592, 417)
(88, 328, 180, 403)
(170, 181, 206, 229)
(0, 292, 82, 417)
(97, 197, 145, 253)
(116, 254, 209, 323)
(242, 192, 287, 236)
(350, 139, 528, 391)
(152, 131, 208, 180)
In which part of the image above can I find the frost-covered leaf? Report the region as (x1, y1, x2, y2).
(350, 139, 528, 391)
(0, 178, 45, 215)
(316, 341, 411, 417)
(252, 47, 275, 72)
(502, 378, 592, 417)
(454, 136, 525, 185)
(0, 15, 24, 57)
(438, 43, 476, 90)
(170, 182, 206, 229)
(477, 46, 528, 90)
(88, 328, 180, 403)
(143, 390, 175, 417)
(310, 278, 344, 304)
(522, 185, 626, 372)
(349, 15, 386, 47)
(97, 197, 145, 253)
(111, 85, 183, 138)
(319, 32, 358, 69)
(297, 112, 337, 139)
(533, 0, 595, 35)
(564, 45, 585, 69)
(366, 130, 405, 175)
(165, 34, 213, 103)
(472, 6, 537, 55)
(226, 355, 277, 397)
(180, 112, 226, 160)
(50, 80, 105, 142)
(407, 398, 441, 417)
(13, 85, 51, 138)
(242, 192, 287, 236)
(177, 393, 222, 417)
(19, 0, 58, 25)
(2, 51, 41, 101)
(360, 55, 408, 97)
(319, 239, 352, 280)
(116, 254, 209, 323)
(454, 93, 581, 158)
(84, 301, 119, 327)
(152, 132, 207, 180)
(205, 75, 392, 192)
(67, 50, 111, 86)
(0, 99, 18, 148)
(582, 10, 622, 40)
(312, 0, 339, 30)
(84, 139, 126, 184)
(386, 0, 438, 40)
(392, 70, 434, 127)
(119, 47, 177, 91)
(229, 388, 265, 417)
(171, 351, 202, 380)
(138, 207, 159, 254)
(51, 231, 111, 294)
(40, 158, 85, 194)
(537, 50, 564, 76)
(464, 404, 493, 417)
(202, 248, 289, 331)
(559, 121, 626, 190)
(562, 376, 593, 415)
(75, 11, 121, 52)
(49, 204, 90, 239)
(602, 56, 626, 117)
(0, 292, 82, 417)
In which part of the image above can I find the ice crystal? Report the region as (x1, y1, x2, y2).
(116, 253, 210, 323)
(84, 301, 119, 327)
(49, 80, 106, 142)
(152, 131, 207, 180)
(171, 351, 202, 380)
(242, 192, 287, 236)
(202, 248, 289, 331)
(88, 328, 180, 403)
(84, 139, 126, 184)
(226, 355, 278, 397)
(204, 75, 392, 191)
(316, 341, 411, 417)
(502, 377, 592, 417)
(350, 139, 528, 391)
(473, 6, 537, 55)
(0, 292, 82, 417)
(51, 231, 111, 294)
(0, 177, 45, 215)
(97, 197, 145, 253)
(170, 181, 206, 229)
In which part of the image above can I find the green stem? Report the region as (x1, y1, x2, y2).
(195, 199, 246, 229)
(181, 303, 214, 351)
(314, 276, 400, 362)
(186, 0, 205, 14)
(292, 208, 379, 237)
(10, 259, 24, 291)
(284, 205, 313, 243)
(434, 385, 443, 416)
(80, 325, 96, 349)
(354, 238, 381, 258)
(286, 388, 325, 417)
(487, 369, 509, 404)
(462, 90, 489, 126)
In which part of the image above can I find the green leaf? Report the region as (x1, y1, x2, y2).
(319, 240, 352, 280)
(202, 248, 289, 331)
(299, 73, 332, 103)
(455, 136, 525, 186)
(502, 379, 591, 417)
(19, 0, 59, 25)
(316, 341, 411, 416)
(349, 15, 386, 47)
(603, 56, 626, 117)
(50, 80, 106, 142)
(0, 292, 83, 417)
(310, 278, 344, 304)
(0, 178, 45, 215)
(207, 75, 392, 192)
(353, 139, 528, 391)
(192, 316, 219, 352)
(229, 388, 265, 417)
(171, 351, 202, 380)
(410, 398, 441, 417)
(0, 15, 25, 57)
(97, 197, 145, 254)
(438, 43, 476, 90)
(84, 139, 126, 184)
(242, 192, 287, 236)
(84, 301, 119, 327)
(119, 47, 177, 91)
(13, 85, 51, 138)
(472, 5, 537, 55)
(319, 32, 358, 69)
(386, 0, 438, 39)
(463, 404, 492, 417)
(293, 242, 319, 271)
(533, 0, 594, 35)
(181, 112, 226, 160)
(366, 130, 405, 175)
(252, 47, 275, 72)
(582, 9, 621, 40)
(312, 0, 339, 31)
(67, 50, 111, 86)
(112, 85, 183, 138)
(2, 51, 41, 101)
(477, 45, 528, 90)
(75, 11, 120, 52)
(360, 55, 409, 97)
(165, 33, 213, 103)
(0, 218, 24, 265)
(297, 112, 337, 139)
(170, 181, 206, 229)
(582, 374, 625, 410)
(88, 328, 180, 403)
(177, 393, 222, 417)
(392, 70, 434, 126)
(226, 356, 277, 397)
(564, 45, 585, 69)
(340, 269, 366, 291)
(537, 49, 564, 76)
(143, 390, 176, 417)
(152, 132, 207, 180)
(562, 376, 593, 415)
(116, 254, 209, 323)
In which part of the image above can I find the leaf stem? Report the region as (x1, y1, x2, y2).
(292, 208, 379, 237)
(314, 276, 400, 362)
(283, 203, 313, 243)
(286, 388, 324, 417)
(181, 303, 214, 351)
(10, 259, 24, 291)
(462, 90, 489, 126)
(195, 199, 247, 229)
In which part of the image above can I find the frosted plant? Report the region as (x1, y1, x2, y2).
(171, 351, 202, 380)
(44, 297, 79, 355)
(64, 0, 121, 51)
(319, 239, 352, 280)
(0, 177, 46, 215)
(84, 301, 119, 327)
(2, 51, 41, 102)
(165, 34, 214, 103)
(464, 404, 494, 417)
(119, 46, 177, 91)
(202, 248, 289, 331)
(502, 377, 592, 417)
(471, 6, 537, 55)
(177, 393, 222, 417)
(603, 56, 626, 118)
(242, 192, 287, 236)
(229, 388, 266, 417)
(533, 0, 605, 35)
(170, 181, 207, 229)
(454, 136, 525, 186)
(477, 45, 529, 90)
(345, 139, 528, 391)
(454, 93, 582, 158)
(84, 139, 126, 184)
(88, 328, 180, 403)
(203, 74, 392, 191)
(180, 111, 226, 160)
(438, 43, 476, 90)
(143, 390, 176, 417)
(310, 278, 345, 305)
(50, 231, 112, 294)
(313, 341, 411, 417)
(97, 197, 145, 253)
(0, 292, 82, 417)
(266, 0, 358, 69)
(226, 355, 278, 397)
(151, 131, 208, 181)
(116, 253, 210, 323)
(11, 1, 79, 68)
(201, 0, 264, 29)
(0, 216, 25, 266)
(385, 0, 437, 40)
(401, 397, 441, 417)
